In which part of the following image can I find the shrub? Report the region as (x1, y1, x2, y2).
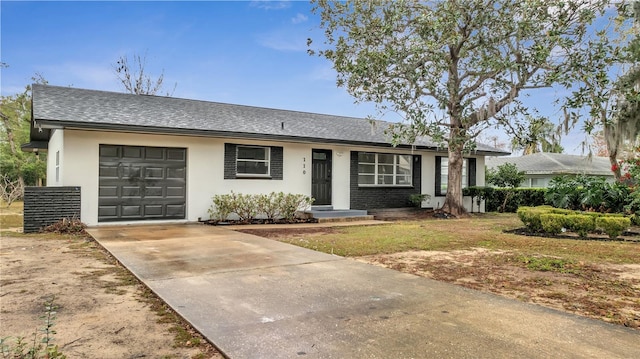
(209, 192, 314, 223)
(233, 193, 259, 223)
(545, 175, 584, 210)
(540, 213, 566, 235)
(517, 206, 543, 232)
(564, 215, 595, 238)
(548, 208, 574, 215)
(279, 194, 314, 221)
(208, 193, 234, 221)
(408, 194, 431, 208)
(596, 217, 631, 239)
(462, 187, 494, 213)
(486, 188, 547, 213)
(256, 192, 282, 222)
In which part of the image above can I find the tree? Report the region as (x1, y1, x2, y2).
(486, 163, 525, 188)
(563, 2, 640, 179)
(486, 162, 525, 212)
(310, 0, 606, 216)
(114, 52, 176, 96)
(507, 115, 563, 155)
(0, 79, 48, 202)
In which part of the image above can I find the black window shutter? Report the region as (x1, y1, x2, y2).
(270, 146, 283, 180)
(224, 143, 236, 179)
(468, 158, 477, 187)
(435, 156, 442, 196)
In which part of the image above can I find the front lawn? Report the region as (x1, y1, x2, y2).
(240, 213, 640, 329)
(265, 213, 640, 264)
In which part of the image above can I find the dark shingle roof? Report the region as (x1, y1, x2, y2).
(32, 85, 507, 154)
(486, 153, 613, 176)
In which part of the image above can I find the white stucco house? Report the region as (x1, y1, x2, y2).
(24, 85, 507, 226)
(486, 153, 614, 188)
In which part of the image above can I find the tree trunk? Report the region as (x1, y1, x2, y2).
(604, 121, 621, 180)
(441, 144, 467, 217)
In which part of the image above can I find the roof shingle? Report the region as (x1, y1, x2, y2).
(486, 153, 613, 176)
(32, 85, 507, 154)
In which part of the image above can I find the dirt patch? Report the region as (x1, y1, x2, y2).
(358, 248, 640, 329)
(0, 234, 223, 358)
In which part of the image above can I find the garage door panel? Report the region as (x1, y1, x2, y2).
(100, 145, 120, 157)
(144, 205, 164, 216)
(99, 145, 187, 222)
(167, 149, 186, 161)
(167, 204, 186, 217)
(145, 186, 163, 197)
(122, 186, 141, 197)
(123, 146, 143, 159)
(166, 186, 185, 197)
(98, 205, 118, 217)
(145, 167, 164, 179)
(145, 147, 164, 160)
(122, 205, 143, 217)
(99, 166, 119, 178)
(167, 168, 185, 179)
(99, 186, 118, 198)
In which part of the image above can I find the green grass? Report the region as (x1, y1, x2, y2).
(276, 213, 640, 264)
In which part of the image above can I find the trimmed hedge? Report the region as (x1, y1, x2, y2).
(540, 213, 565, 235)
(208, 191, 314, 223)
(485, 188, 547, 212)
(596, 217, 632, 239)
(518, 206, 632, 239)
(565, 215, 595, 238)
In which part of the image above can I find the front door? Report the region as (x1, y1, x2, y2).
(311, 149, 332, 205)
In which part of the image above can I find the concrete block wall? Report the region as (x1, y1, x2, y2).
(23, 187, 81, 233)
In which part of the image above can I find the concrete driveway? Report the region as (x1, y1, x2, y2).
(88, 224, 640, 359)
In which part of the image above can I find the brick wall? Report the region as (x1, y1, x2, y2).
(23, 187, 81, 233)
(349, 152, 422, 210)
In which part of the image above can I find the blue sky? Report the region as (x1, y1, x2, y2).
(1, 1, 608, 155)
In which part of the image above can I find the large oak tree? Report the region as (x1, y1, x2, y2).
(310, 0, 606, 215)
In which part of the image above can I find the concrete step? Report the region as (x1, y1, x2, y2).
(306, 209, 368, 218)
(303, 209, 373, 223)
(316, 215, 375, 223)
(311, 205, 334, 211)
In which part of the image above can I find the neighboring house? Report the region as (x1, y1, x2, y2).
(486, 152, 614, 188)
(23, 85, 507, 226)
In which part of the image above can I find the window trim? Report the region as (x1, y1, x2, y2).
(358, 152, 413, 187)
(235, 145, 271, 178)
(55, 151, 60, 183)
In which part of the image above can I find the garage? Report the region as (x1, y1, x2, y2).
(98, 145, 187, 222)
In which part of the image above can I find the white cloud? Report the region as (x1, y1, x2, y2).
(308, 63, 336, 81)
(38, 62, 118, 91)
(250, 1, 291, 10)
(257, 29, 308, 51)
(291, 13, 308, 24)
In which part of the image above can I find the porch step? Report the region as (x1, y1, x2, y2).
(304, 209, 373, 223)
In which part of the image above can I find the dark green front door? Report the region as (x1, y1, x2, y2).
(311, 149, 332, 205)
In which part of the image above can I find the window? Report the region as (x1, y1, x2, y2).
(358, 152, 412, 186)
(530, 178, 547, 188)
(236, 146, 270, 176)
(436, 157, 476, 195)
